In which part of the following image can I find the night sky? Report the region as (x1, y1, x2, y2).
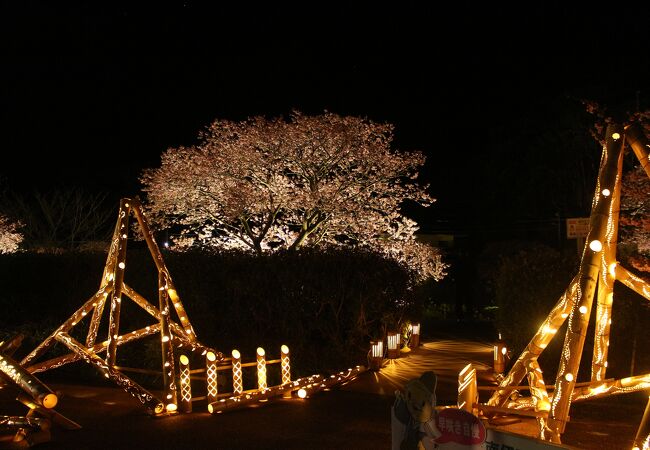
(2, 2, 650, 244)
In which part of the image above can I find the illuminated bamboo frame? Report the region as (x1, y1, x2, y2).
(457, 364, 477, 415)
(387, 331, 400, 359)
(18, 197, 221, 415)
(410, 323, 420, 348)
(178, 355, 192, 413)
(206, 351, 219, 404)
(481, 123, 650, 444)
(256, 347, 267, 391)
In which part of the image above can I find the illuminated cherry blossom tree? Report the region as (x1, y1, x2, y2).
(0, 214, 23, 254)
(141, 111, 446, 282)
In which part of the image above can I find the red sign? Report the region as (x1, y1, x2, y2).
(435, 408, 486, 446)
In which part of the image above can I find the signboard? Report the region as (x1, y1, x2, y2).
(566, 217, 590, 239)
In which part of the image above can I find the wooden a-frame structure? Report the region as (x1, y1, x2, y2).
(481, 123, 650, 446)
(19, 197, 220, 415)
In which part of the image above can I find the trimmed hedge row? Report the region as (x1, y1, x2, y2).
(0, 247, 414, 379)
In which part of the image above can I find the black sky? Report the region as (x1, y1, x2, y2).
(2, 2, 649, 240)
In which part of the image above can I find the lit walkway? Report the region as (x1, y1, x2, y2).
(342, 339, 496, 402)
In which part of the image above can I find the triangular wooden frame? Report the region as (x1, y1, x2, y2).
(481, 123, 650, 445)
(19, 197, 220, 415)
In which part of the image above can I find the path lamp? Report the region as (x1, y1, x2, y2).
(387, 332, 400, 359)
(369, 340, 384, 371)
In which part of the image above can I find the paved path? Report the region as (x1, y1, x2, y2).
(1, 338, 646, 449)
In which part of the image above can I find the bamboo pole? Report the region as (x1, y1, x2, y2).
(632, 396, 650, 450)
(458, 364, 477, 414)
(106, 199, 131, 366)
(206, 351, 219, 404)
(158, 272, 177, 413)
(487, 279, 577, 407)
(617, 266, 650, 301)
(0, 353, 57, 409)
(546, 124, 625, 442)
(15, 393, 81, 430)
(590, 139, 622, 383)
(0, 334, 24, 357)
(232, 350, 243, 395)
(256, 347, 267, 392)
(526, 359, 552, 439)
(207, 375, 324, 414)
(178, 355, 192, 413)
(130, 198, 197, 342)
(625, 122, 650, 179)
(27, 324, 161, 374)
(55, 332, 164, 415)
(570, 373, 650, 402)
(21, 289, 107, 367)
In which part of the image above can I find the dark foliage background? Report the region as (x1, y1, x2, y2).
(0, 247, 416, 387)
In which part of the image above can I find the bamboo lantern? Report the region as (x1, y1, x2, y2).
(369, 340, 383, 371)
(232, 350, 243, 395)
(206, 351, 218, 404)
(410, 323, 421, 348)
(256, 347, 267, 391)
(178, 355, 192, 413)
(280, 345, 291, 385)
(493, 337, 508, 374)
(458, 363, 478, 415)
(0, 353, 57, 409)
(387, 332, 400, 359)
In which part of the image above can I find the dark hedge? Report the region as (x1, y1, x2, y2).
(0, 247, 414, 384)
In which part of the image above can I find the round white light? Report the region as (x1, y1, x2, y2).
(206, 351, 216, 362)
(118, 262, 125, 269)
(564, 373, 574, 382)
(256, 347, 265, 357)
(579, 305, 588, 314)
(231, 349, 241, 359)
(602, 189, 611, 197)
(281, 345, 289, 354)
(611, 132, 621, 140)
(297, 388, 307, 399)
(589, 240, 602, 252)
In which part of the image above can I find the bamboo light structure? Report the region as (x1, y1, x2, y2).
(457, 364, 477, 415)
(369, 340, 384, 371)
(0, 353, 57, 410)
(231, 350, 243, 395)
(207, 375, 324, 414)
(387, 331, 400, 359)
(18, 197, 220, 416)
(280, 345, 291, 385)
(256, 347, 267, 391)
(206, 351, 219, 404)
(410, 323, 421, 348)
(479, 123, 650, 445)
(178, 355, 192, 413)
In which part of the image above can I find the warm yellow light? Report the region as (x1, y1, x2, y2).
(501, 346, 507, 355)
(612, 132, 621, 140)
(589, 240, 602, 252)
(579, 305, 588, 314)
(602, 188, 611, 197)
(281, 345, 289, 355)
(162, 335, 170, 343)
(561, 313, 568, 319)
(608, 262, 617, 277)
(297, 388, 307, 399)
(256, 347, 265, 357)
(118, 262, 125, 269)
(165, 403, 177, 412)
(179, 355, 189, 365)
(207, 404, 214, 413)
(206, 351, 216, 362)
(232, 349, 241, 359)
(42, 393, 58, 409)
(564, 373, 574, 382)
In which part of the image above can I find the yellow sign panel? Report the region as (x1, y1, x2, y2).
(566, 217, 590, 239)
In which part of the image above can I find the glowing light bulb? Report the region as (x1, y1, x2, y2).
(281, 345, 289, 354)
(118, 262, 125, 269)
(232, 349, 241, 359)
(564, 373, 574, 382)
(256, 347, 265, 357)
(602, 189, 611, 197)
(206, 351, 216, 362)
(297, 388, 307, 399)
(579, 305, 588, 314)
(589, 240, 602, 252)
(611, 132, 620, 140)
(166, 403, 177, 412)
(608, 262, 617, 277)
(180, 355, 189, 365)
